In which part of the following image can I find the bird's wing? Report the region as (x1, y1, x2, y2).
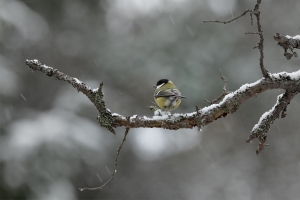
(155, 88, 187, 98)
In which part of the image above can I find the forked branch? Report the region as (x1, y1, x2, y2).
(203, 0, 270, 78)
(26, 59, 300, 154)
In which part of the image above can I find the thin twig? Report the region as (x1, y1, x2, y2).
(203, 9, 249, 24)
(79, 127, 130, 191)
(221, 76, 227, 92)
(251, 0, 270, 78)
(203, 1, 269, 78)
(204, 76, 229, 105)
(245, 32, 259, 35)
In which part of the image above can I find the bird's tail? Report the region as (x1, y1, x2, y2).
(178, 95, 188, 99)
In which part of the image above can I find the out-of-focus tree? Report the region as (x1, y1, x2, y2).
(1, 0, 300, 199)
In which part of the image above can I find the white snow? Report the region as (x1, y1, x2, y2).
(271, 70, 300, 80)
(112, 113, 123, 118)
(153, 109, 171, 117)
(286, 35, 300, 40)
(41, 64, 50, 69)
(130, 115, 138, 122)
(237, 80, 261, 92)
(152, 114, 170, 120)
(293, 35, 300, 40)
(251, 94, 284, 132)
(73, 78, 82, 84)
(92, 88, 99, 93)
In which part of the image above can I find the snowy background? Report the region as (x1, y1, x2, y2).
(1, 0, 300, 199)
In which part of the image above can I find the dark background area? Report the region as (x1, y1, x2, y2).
(1, 0, 300, 199)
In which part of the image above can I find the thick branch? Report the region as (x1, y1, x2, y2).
(113, 72, 300, 130)
(25, 60, 300, 153)
(26, 59, 300, 130)
(274, 33, 300, 60)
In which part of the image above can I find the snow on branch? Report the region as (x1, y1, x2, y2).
(274, 33, 300, 60)
(25, 59, 300, 153)
(246, 91, 299, 154)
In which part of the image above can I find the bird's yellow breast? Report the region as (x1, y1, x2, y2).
(154, 97, 181, 111)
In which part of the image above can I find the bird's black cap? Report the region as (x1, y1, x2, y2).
(156, 79, 169, 86)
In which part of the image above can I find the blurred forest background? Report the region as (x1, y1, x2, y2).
(1, 0, 300, 199)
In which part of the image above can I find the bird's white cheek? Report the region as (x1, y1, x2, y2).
(156, 83, 165, 89)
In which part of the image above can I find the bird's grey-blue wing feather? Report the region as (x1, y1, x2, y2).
(155, 89, 187, 98)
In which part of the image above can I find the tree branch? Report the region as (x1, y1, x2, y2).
(25, 59, 300, 153)
(246, 90, 299, 154)
(203, 0, 270, 79)
(204, 76, 229, 105)
(273, 33, 300, 60)
(251, 0, 270, 78)
(203, 9, 249, 24)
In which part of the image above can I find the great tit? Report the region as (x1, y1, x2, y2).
(153, 79, 187, 111)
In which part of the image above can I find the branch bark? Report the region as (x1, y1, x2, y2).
(246, 90, 299, 154)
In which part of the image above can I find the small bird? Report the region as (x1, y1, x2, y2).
(153, 79, 187, 111)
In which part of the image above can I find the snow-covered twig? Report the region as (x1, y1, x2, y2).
(274, 33, 300, 60)
(246, 90, 299, 154)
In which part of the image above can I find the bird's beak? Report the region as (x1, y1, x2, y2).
(153, 85, 157, 88)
